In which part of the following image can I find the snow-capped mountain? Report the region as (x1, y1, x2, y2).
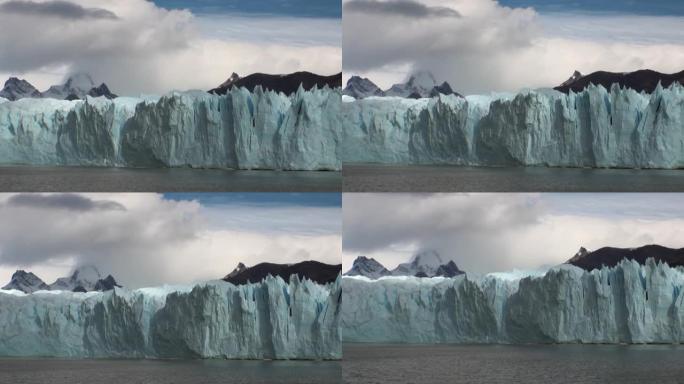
(342, 76, 385, 99)
(384, 71, 462, 99)
(0, 77, 42, 101)
(344, 256, 390, 279)
(566, 245, 684, 271)
(49, 266, 122, 292)
(0, 74, 117, 101)
(42, 73, 116, 100)
(209, 71, 342, 96)
(1, 270, 49, 293)
(554, 69, 684, 93)
(345, 250, 464, 279)
(223, 261, 341, 285)
(393, 250, 458, 277)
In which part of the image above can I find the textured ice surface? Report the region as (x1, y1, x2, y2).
(343, 259, 684, 343)
(0, 275, 341, 359)
(0, 86, 341, 170)
(341, 83, 684, 168)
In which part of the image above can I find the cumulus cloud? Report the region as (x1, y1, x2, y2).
(0, 193, 341, 288)
(342, 193, 684, 274)
(0, 0, 117, 19)
(0, 0, 341, 94)
(342, 0, 684, 93)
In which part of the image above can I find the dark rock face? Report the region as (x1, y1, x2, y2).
(554, 69, 684, 93)
(88, 83, 117, 99)
(209, 71, 342, 96)
(1, 270, 49, 293)
(0, 77, 42, 100)
(434, 260, 465, 277)
(93, 275, 122, 291)
(567, 245, 684, 271)
(343, 76, 385, 98)
(344, 256, 391, 278)
(222, 261, 342, 285)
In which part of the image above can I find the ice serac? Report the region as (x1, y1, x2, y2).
(0, 87, 341, 170)
(342, 83, 684, 168)
(343, 259, 684, 343)
(0, 275, 341, 359)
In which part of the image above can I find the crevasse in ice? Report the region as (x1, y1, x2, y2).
(0, 275, 341, 359)
(342, 259, 684, 343)
(341, 83, 684, 168)
(0, 86, 341, 171)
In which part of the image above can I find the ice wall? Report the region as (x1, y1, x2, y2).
(0, 275, 341, 359)
(342, 259, 684, 343)
(342, 84, 684, 168)
(0, 87, 341, 170)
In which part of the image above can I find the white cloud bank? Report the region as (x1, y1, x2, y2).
(0, 0, 341, 95)
(342, 193, 684, 274)
(342, 0, 684, 93)
(0, 193, 341, 288)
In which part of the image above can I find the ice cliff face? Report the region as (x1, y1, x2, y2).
(343, 259, 684, 343)
(0, 86, 341, 170)
(342, 83, 684, 168)
(0, 275, 341, 359)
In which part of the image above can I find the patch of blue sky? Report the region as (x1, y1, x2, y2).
(153, 0, 341, 18)
(499, 0, 684, 16)
(163, 193, 342, 207)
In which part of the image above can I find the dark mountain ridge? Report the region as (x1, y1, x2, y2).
(223, 260, 341, 285)
(209, 71, 342, 96)
(554, 69, 684, 93)
(567, 245, 684, 271)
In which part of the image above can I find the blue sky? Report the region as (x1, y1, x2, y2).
(499, 0, 684, 16)
(164, 193, 341, 207)
(153, 0, 341, 18)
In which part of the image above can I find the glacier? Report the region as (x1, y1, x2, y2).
(341, 83, 684, 168)
(0, 275, 341, 359)
(0, 86, 341, 171)
(342, 259, 684, 343)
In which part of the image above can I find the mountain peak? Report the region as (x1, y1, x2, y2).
(407, 70, 437, 89)
(344, 256, 390, 279)
(410, 250, 443, 268)
(566, 244, 684, 271)
(343, 76, 384, 99)
(2, 270, 49, 293)
(224, 262, 248, 280)
(0, 77, 41, 101)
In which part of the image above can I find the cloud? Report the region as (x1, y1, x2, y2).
(0, 0, 341, 94)
(0, 0, 117, 19)
(342, 0, 684, 93)
(6, 193, 125, 211)
(342, 193, 684, 274)
(0, 193, 341, 288)
(344, 0, 461, 18)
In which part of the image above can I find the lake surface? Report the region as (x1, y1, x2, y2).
(343, 164, 684, 192)
(0, 166, 341, 192)
(343, 343, 684, 384)
(0, 359, 341, 384)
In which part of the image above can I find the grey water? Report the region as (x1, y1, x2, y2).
(343, 164, 684, 192)
(0, 358, 341, 384)
(343, 343, 684, 384)
(0, 166, 340, 192)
